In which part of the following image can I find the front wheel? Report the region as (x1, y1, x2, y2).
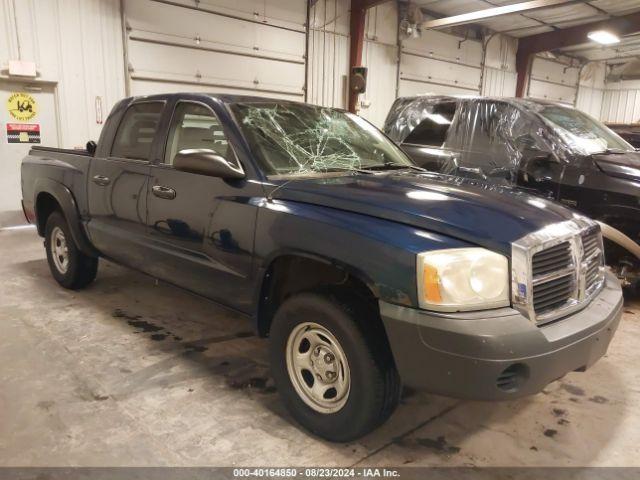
(44, 211, 98, 289)
(269, 291, 400, 442)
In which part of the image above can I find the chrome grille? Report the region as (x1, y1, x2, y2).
(531, 241, 575, 316)
(532, 241, 572, 276)
(512, 219, 606, 325)
(582, 229, 604, 293)
(533, 273, 574, 315)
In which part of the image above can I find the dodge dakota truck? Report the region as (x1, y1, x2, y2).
(21, 93, 623, 442)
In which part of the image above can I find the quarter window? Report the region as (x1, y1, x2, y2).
(111, 102, 164, 160)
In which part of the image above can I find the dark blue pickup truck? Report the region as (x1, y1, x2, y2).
(21, 93, 623, 441)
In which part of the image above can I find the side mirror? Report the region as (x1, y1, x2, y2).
(524, 153, 558, 183)
(174, 149, 245, 179)
(86, 141, 97, 156)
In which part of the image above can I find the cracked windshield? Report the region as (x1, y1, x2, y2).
(231, 102, 414, 176)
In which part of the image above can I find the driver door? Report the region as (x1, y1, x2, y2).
(144, 100, 259, 312)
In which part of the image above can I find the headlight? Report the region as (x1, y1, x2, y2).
(417, 248, 510, 312)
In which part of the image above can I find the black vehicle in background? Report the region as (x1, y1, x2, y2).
(384, 95, 640, 288)
(607, 124, 640, 148)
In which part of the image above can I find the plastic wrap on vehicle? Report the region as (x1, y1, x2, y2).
(385, 95, 569, 183)
(384, 95, 455, 144)
(440, 100, 527, 180)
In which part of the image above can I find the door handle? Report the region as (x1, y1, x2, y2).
(152, 185, 177, 200)
(92, 175, 111, 186)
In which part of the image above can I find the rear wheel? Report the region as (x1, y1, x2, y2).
(44, 211, 98, 289)
(269, 291, 401, 442)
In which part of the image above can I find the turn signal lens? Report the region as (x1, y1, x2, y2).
(417, 248, 509, 312)
(423, 264, 442, 303)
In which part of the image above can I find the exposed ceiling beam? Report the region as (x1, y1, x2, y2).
(561, 36, 640, 55)
(582, 1, 610, 17)
(518, 11, 640, 53)
(516, 11, 640, 96)
(361, 0, 390, 8)
(421, 0, 580, 30)
(495, 13, 606, 35)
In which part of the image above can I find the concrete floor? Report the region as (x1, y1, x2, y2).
(1, 227, 639, 467)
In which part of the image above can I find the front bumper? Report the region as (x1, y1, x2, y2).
(380, 271, 623, 400)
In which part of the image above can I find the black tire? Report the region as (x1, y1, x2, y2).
(44, 211, 98, 290)
(269, 290, 401, 442)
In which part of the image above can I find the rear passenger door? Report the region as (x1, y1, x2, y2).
(144, 100, 259, 312)
(87, 101, 164, 270)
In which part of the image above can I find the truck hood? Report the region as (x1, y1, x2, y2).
(593, 151, 640, 183)
(274, 171, 577, 256)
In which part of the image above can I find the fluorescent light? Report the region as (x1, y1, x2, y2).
(588, 30, 620, 45)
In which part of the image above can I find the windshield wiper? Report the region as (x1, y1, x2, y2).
(602, 148, 628, 155)
(321, 166, 376, 175)
(360, 162, 428, 173)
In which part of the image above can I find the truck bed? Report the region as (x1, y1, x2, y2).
(21, 146, 93, 227)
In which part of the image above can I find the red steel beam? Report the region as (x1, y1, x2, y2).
(347, 0, 390, 112)
(516, 11, 640, 96)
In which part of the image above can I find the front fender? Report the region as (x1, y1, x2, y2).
(253, 200, 475, 309)
(34, 178, 99, 257)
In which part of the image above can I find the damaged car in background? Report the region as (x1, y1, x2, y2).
(607, 123, 640, 149)
(22, 93, 623, 441)
(385, 95, 640, 290)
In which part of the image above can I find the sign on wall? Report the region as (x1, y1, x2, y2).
(7, 92, 38, 121)
(6, 123, 41, 144)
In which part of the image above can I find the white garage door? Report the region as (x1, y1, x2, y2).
(527, 57, 580, 105)
(123, 0, 307, 100)
(398, 30, 483, 98)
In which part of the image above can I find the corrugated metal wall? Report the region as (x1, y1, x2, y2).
(576, 62, 605, 119)
(306, 0, 397, 128)
(601, 80, 640, 124)
(0, 0, 125, 148)
(360, 2, 398, 127)
(307, 0, 350, 109)
(482, 34, 517, 97)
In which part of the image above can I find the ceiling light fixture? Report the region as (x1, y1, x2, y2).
(588, 30, 621, 45)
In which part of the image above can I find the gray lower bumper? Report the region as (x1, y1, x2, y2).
(380, 271, 623, 400)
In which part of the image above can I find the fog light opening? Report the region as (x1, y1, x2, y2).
(496, 363, 529, 393)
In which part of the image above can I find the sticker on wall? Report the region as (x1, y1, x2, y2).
(6, 123, 41, 144)
(7, 92, 38, 121)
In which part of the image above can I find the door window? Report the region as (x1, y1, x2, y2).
(164, 103, 233, 166)
(403, 102, 457, 147)
(111, 102, 164, 160)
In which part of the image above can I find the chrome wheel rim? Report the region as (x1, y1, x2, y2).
(286, 322, 350, 414)
(51, 226, 69, 274)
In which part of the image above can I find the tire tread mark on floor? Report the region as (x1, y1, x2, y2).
(349, 401, 464, 467)
(109, 332, 258, 398)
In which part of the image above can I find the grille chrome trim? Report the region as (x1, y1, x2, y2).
(511, 218, 606, 325)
